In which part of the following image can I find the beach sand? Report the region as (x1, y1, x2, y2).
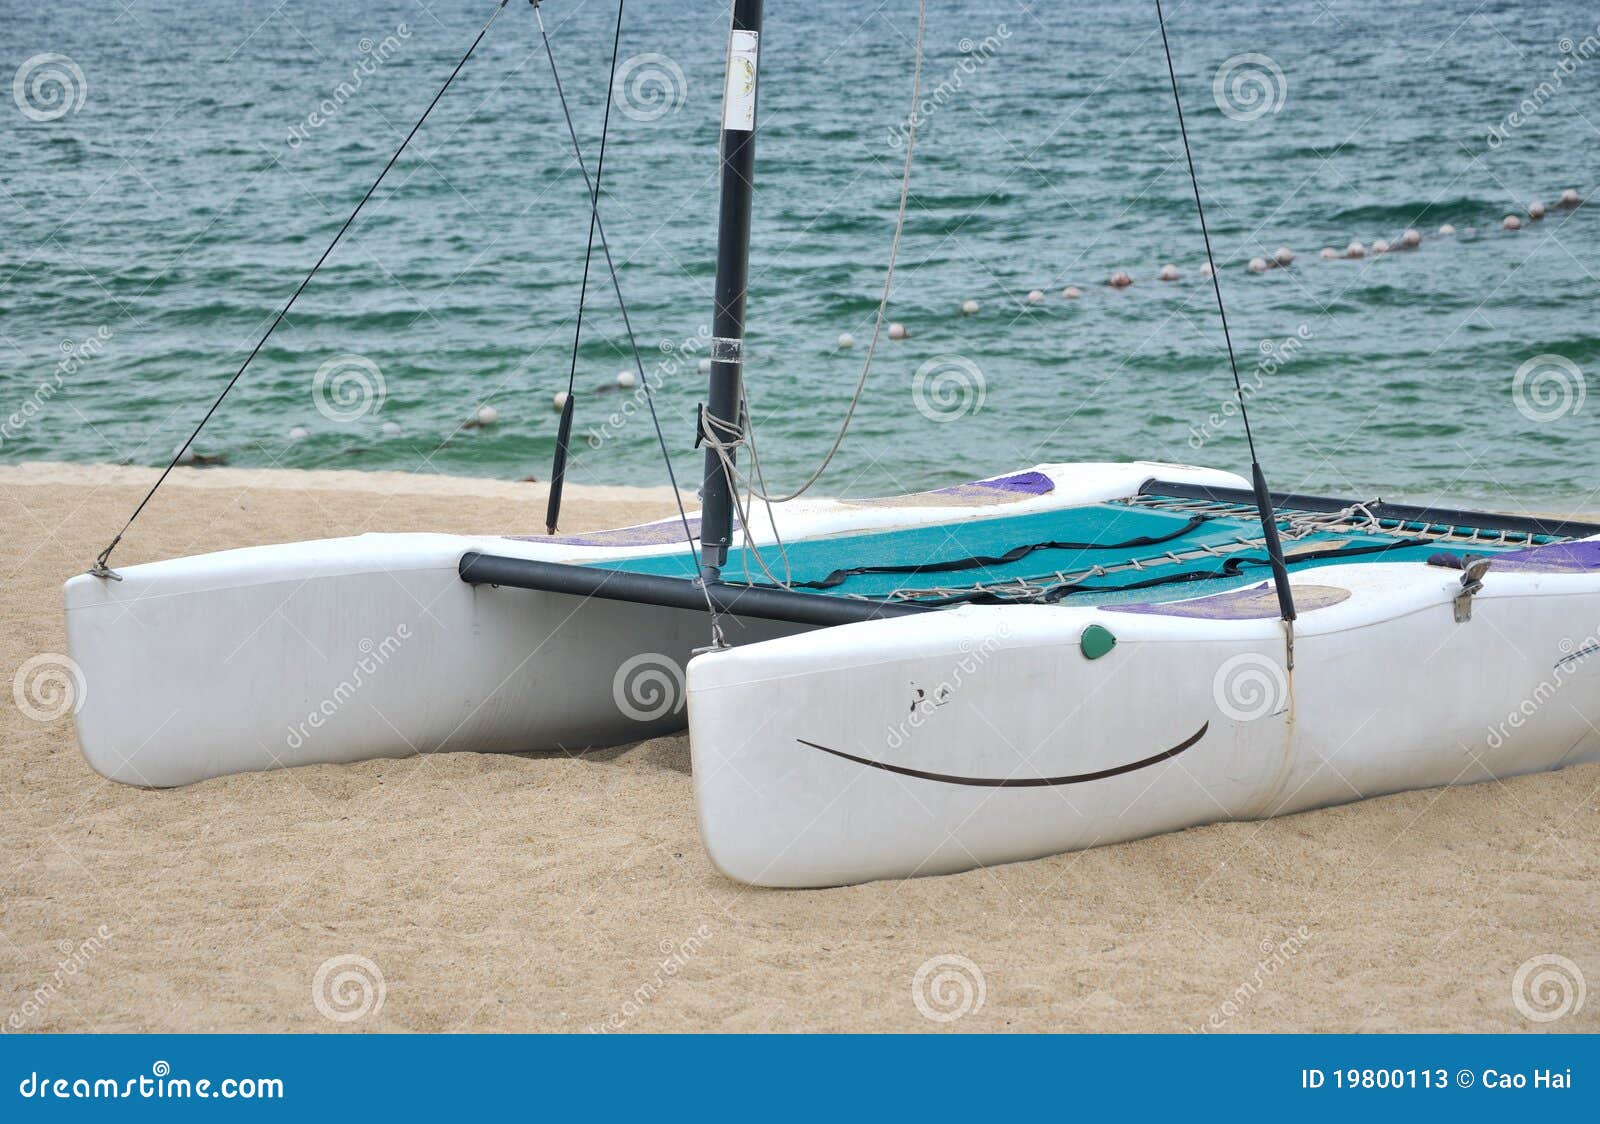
(2, 463, 1596, 1033)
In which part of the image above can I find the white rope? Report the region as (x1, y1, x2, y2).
(731, 0, 927, 505)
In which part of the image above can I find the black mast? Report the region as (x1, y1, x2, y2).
(698, 0, 762, 582)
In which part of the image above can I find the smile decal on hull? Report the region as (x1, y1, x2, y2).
(795, 721, 1209, 787)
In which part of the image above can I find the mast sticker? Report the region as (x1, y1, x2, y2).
(722, 30, 759, 132)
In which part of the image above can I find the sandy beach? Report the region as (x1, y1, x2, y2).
(2, 463, 1596, 1033)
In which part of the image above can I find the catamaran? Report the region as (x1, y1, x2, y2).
(64, 0, 1600, 887)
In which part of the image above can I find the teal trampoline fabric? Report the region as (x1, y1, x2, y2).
(582, 497, 1557, 607)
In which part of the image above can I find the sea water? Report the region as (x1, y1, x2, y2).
(3, 0, 1597, 510)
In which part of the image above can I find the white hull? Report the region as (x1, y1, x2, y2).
(64, 459, 1600, 891)
(689, 558, 1600, 886)
(64, 461, 1205, 787)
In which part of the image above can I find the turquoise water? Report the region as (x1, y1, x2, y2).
(3, 0, 1597, 509)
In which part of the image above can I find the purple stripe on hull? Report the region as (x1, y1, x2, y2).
(1108, 582, 1351, 620)
(958, 470, 1055, 496)
(1488, 540, 1600, 573)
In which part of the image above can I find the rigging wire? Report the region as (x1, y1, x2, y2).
(544, 0, 626, 537)
(531, 0, 721, 637)
(1154, 0, 1297, 656)
(90, 0, 513, 579)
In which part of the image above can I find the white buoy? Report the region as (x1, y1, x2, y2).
(1559, 188, 1582, 208)
(380, 420, 402, 437)
(1026, 289, 1045, 304)
(1502, 214, 1522, 231)
(1346, 241, 1366, 259)
(887, 322, 908, 340)
(1438, 223, 1456, 236)
(1247, 257, 1269, 273)
(1527, 200, 1546, 221)
(1062, 285, 1082, 299)
(287, 426, 309, 442)
(552, 390, 569, 411)
(837, 332, 856, 348)
(475, 405, 499, 427)
(174, 442, 197, 465)
(1372, 239, 1391, 254)
(1158, 263, 1180, 281)
(961, 298, 980, 315)
(1319, 247, 1338, 260)
(697, 356, 713, 374)
(1400, 228, 1421, 248)
(616, 369, 638, 389)
(1273, 246, 1294, 266)
(1199, 261, 1214, 279)
(1108, 270, 1132, 288)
